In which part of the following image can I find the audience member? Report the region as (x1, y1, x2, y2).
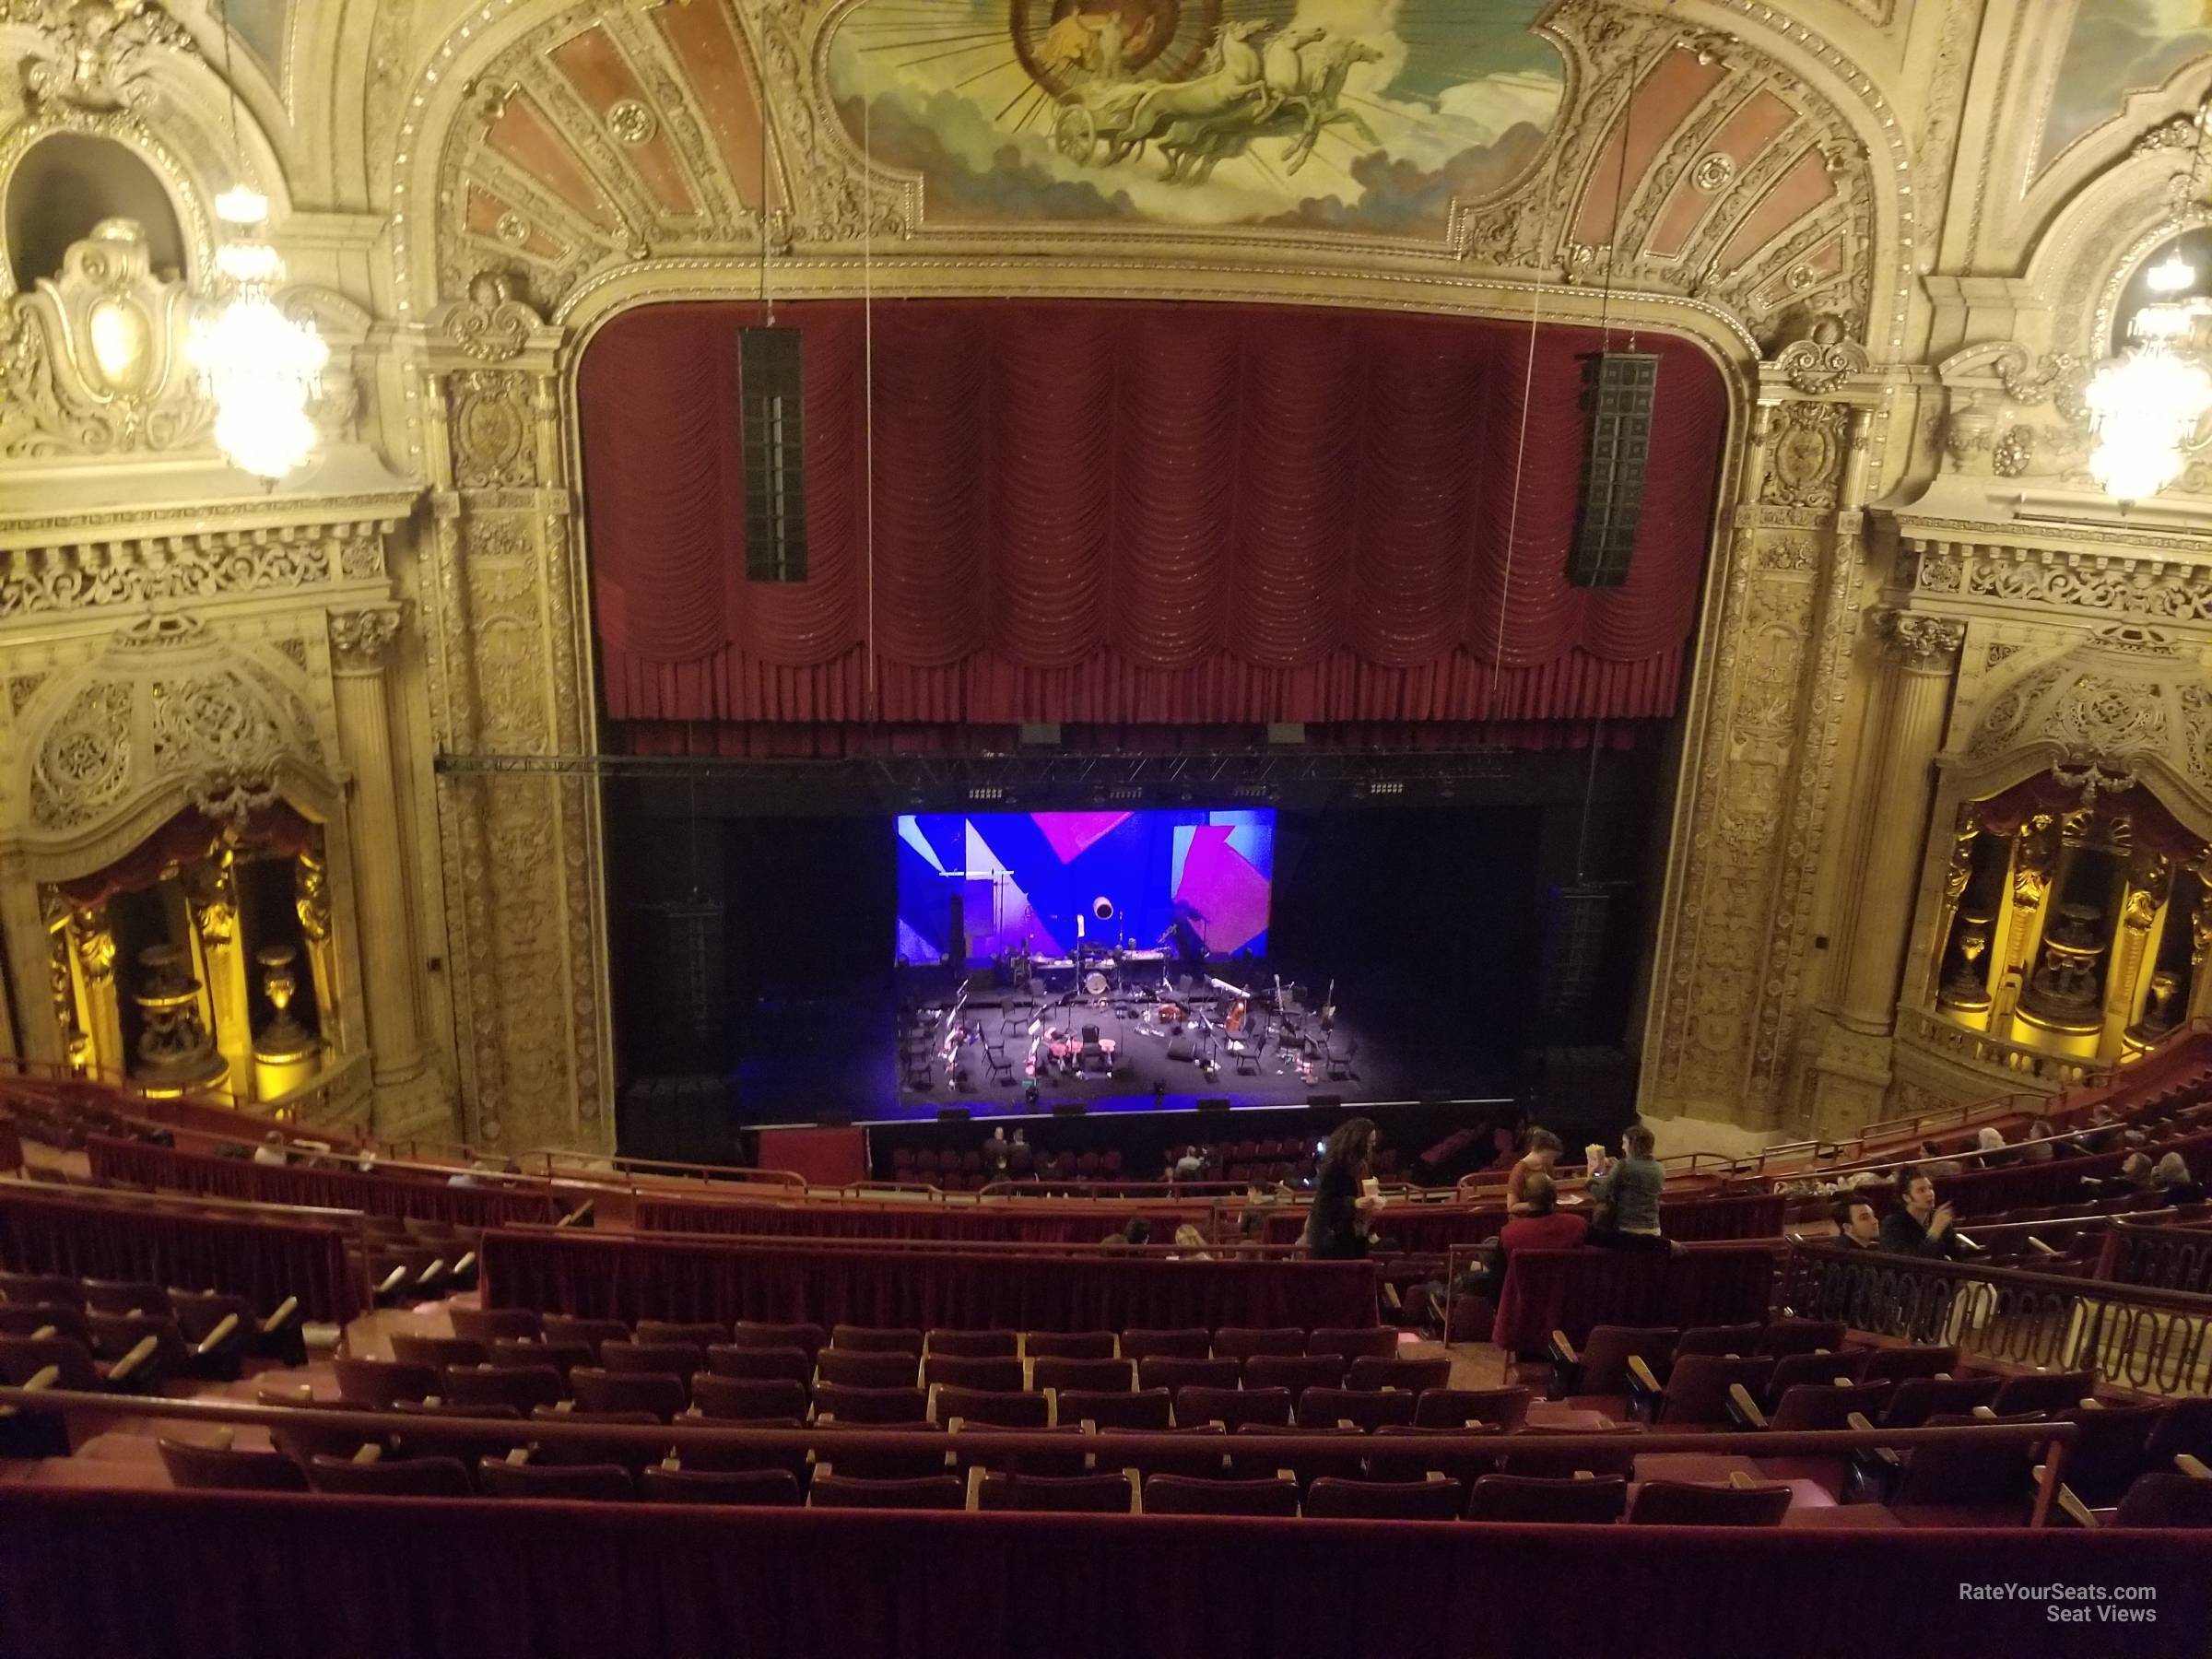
(1973, 1124, 2015, 1167)
(1585, 1124, 1665, 1250)
(251, 1131, 288, 1168)
(2088, 1151, 2156, 1201)
(1498, 1172, 1587, 1253)
(2020, 1133, 2054, 1165)
(1172, 1146, 1206, 1182)
(982, 1128, 1011, 1178)
(1170, 1224, 1213, 1260)
(2151, 1152, 2204, 1206)
(1833, 1195, 1883, 1250)
(1306, 1117, 1381, 1260)
(1121, 1217, 1152, 1246)
(1877, 1166, 1961, 1258)
(1503, 1128, 1563, 1215)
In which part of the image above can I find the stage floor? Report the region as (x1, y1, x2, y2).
(891, 986, 1398, 1122)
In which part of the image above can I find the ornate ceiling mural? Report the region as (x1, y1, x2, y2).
(2040, 0, 2212, 174)
(821, 0, 1564, 230)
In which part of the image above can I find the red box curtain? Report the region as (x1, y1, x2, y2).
(579, 301, 1729, 730)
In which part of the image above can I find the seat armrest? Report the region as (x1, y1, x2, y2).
(452, 1253, 477, 1278)
(1624, 1354, 1662, 1420)
(2055, 1484, 2103, 1529)
(1725, 1382, 1768, 1430)
(1726, 1470, 1757, 1489)
(2177, 1453, 2211, 1480)
(1970, 1405, 1996, 1421)
(963, 1464, 986, 1511)
(372, 1265, 408, 1295)
(23, 1364, 61, 1392)
(1547, 1331, 1580, 1368)
(194, 1312, 241, 1357)
(105, 1335, 159, 1383)
(260, 1297, 300, 1334)
(29, 1324, 55, 1342)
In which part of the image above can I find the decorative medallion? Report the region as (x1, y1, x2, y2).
(606, 98, 656, 146)
(1692, 152, 1736, 193)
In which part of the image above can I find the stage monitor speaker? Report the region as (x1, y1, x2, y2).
(738, 326, 808, 582)
(1266, 722, 1306, 746)
(1019, 722, 1061, 747)
(1053, 1101, 1087, 1117)
(815, 1108, 852, 1128)
(1166, 1036, 1196, 1062)
(936, 1107, 971, 1124)
(1569, 351, 1658, 588)
(1308, 1095, 1343, 1111)
(1197, 1097, 1231, 1113)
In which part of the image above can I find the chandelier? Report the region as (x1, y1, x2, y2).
(185, 2, 327, 481)
(2085, 290, 2212, 502)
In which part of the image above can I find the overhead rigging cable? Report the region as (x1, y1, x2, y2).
(863, 58, 878, 724)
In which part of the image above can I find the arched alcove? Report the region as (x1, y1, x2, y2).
(4, 131, 188, 292)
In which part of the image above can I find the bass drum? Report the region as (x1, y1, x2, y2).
(1084, 971, 1110, 997)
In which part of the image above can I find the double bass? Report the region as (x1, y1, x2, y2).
(1224, 998, 1248, 1035)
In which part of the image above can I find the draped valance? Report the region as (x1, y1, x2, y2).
(578, 301, 1730, 730)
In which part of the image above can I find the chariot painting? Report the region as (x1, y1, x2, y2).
(825, 0, 1563, 230)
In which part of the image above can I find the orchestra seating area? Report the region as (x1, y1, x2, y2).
(7, 1044, 2212, 1653)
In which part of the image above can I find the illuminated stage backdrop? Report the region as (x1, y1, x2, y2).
(895, 810, 1274, 969)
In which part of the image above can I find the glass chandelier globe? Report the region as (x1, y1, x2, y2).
(186, 187, 329, 481)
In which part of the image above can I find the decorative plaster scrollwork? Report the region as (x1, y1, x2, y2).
(21, 616, 329, 834)
(1874, 609, 1966, 671)
(1771, 317, 1869, 395)
(328, 608, 402, 672)
(0, 528, 382, 618)
(2136, 114, 2203, 156)
(0, 219, 213, 458)
(1759, 402, 1851, 510)
(442, 271, 542, 363)
(11, 0, 194, 113)
(447, 371, 536, 488)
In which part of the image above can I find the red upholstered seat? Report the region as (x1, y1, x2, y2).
(1138, 1356, 1240, 1394)
(1053, 1389, 1171, 1430)
(1300, 1386, 1416, 1432)
(157, 1436, 309, 1493)
(1628, 1478, 1793, 1526)
(731, 1322, 827, 1359)
(1024, 1331, 1117, 1360)
(926, 1328, 1018, 1358)
(921, 1354, 1024, 1393)
(704, 1344, 813, 1386)
(1347, 1356, 1452, 1394)
(1121, 1329, 1212, 1361)
(809, 1474, 964, 1511)
(1032, 1357, 1133, 1394)
(1243, 1354, 1346, 1403)
(441, 1363, 564, 1414)
(639, 1465, 803, 1506)
(813, 1382, 929, 1424)
(1413, 1387, 1531, 1430)
(1173, 1384, 1291, 1430)
(1142, 1475, 1299, 1517)
(972, 1471, 1135, 1513)
(1465, 1473, 1627, 1524)
(1305, 1477, 1463, 1521)
(1211, 1327, 1305, 1359)
(691, 1373, 807, 1421)
(307, 1454, 473, 1497)
(817, 1348, 921, 1389)
(829, 1325, 924, 1356)
(478, 1456, 635, 1500)
(1307, 1327, 1397, 1361)
(933, 1385, 1049, 1429)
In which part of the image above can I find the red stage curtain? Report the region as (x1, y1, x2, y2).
(5, 1487, 2205, 1659)
(85, 1136, 564, 1229)
(480, 1228, 1377, 1332)
(0, 1182, 359, 1321)
(1488, 1240, 1779, 1354)
(578, 302, 1729, 731)
(1973, 772, 2208, 861)
(56, 804, 315, 907)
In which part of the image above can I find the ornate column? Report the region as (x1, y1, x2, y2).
(69, 904, 124, 1080)
(184, 851, 253, 1100)
(1833, 612, 1967, 1032)
(1803, 609, 1963, 1132)
(328, 606, 428, 1092)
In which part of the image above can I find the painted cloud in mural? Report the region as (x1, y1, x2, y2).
(2042, 0, 2212, 168)
(826, 0, 1562, 231)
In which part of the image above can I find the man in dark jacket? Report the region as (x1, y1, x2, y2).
(1878, 1166, 1962, 1258)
